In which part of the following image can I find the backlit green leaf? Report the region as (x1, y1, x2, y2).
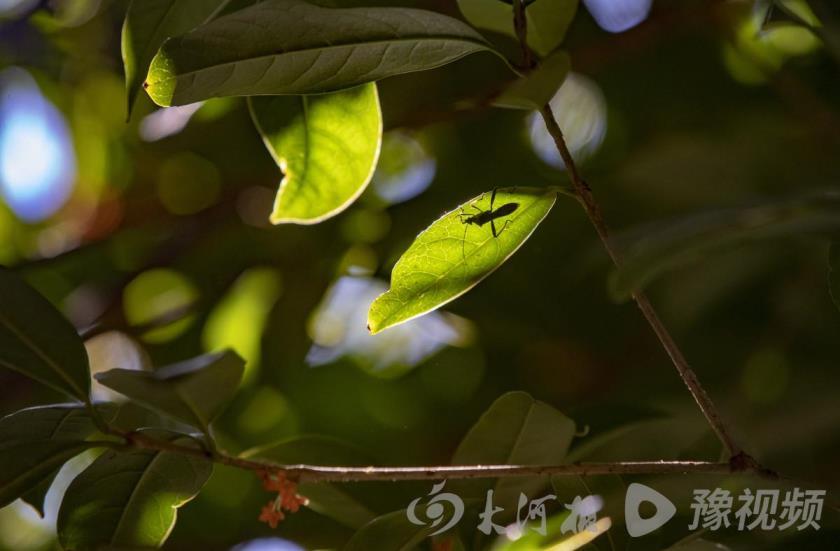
(367, 187, 557, 334)
(145, 0, 499, 106)
(95, 350, 244, 434)
(0, 404, 114, 510)
(452, 391, 576, 510)
(122, 0, 230, 115)
(248, 83, 382, 224)
(57, 432, 212, 550)
(458, 0, 578, 56)
(493, 50, 570, 110)
(0, 268, 91, 402)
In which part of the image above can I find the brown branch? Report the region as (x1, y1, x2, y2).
(118, 430, 761, 482)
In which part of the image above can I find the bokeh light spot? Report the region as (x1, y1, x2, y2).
(123, 268, 198, 343)
(583, 0, 652, 33)
(0, 68, 77, 222)
(528, 73, 607, 170)
(370, 131, 436, 205)
(306, 276, 471, 377)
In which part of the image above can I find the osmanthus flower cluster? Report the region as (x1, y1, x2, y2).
(257, 470, 309, 528)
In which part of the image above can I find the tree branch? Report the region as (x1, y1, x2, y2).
(119, 430, 765, 483)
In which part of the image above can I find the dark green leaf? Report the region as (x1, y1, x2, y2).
(343, 509, 439, 551)
(0, 404, 114, 510)
(243, 436, 377, 529)
(829, 240, 840, 312)
(57, 432, 212, 550)
(248, 83, 382, 224)
(368, 188, 557, 334)
(144, 0, 499, 106)
(609, 193, 840, 300)
(20, 473, 56, 518)
(493, 50, 570, 110)
(457, 0, 578, 56)
(95, 350, 244, 434)
(0, 267, 91, 401)
(451, 391, 576, 510)
(122, 0, 230, 115)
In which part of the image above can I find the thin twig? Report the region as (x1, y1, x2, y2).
(539, 96, 741, 461)
(506, 9, 744, 459)
(513, 0, 532, 69)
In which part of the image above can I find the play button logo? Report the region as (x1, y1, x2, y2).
(625, 483, 677, 537)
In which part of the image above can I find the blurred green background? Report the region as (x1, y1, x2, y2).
(0, 0, 838, 549)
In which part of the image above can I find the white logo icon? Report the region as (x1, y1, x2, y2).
(406, 481, 464, 536)
(625, 482, 677, 537)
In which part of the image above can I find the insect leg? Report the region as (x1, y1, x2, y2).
(495, 219, 513, 237)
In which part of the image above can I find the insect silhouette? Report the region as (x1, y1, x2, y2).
(458, 188, 520, 259)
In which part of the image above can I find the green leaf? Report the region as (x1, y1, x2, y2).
(95, 350, 244, 434)
(57, 432, 212, 550)
(122, 0, 231, 116)
(343, 509, 439, 551)
(451, 391, 576, 510)
(493, 50, 570, 110)
(248, 83, 382, 224)
(144, 0, 499, 106)
(20, 473, 56, 518)
(0, 404, 114, 510)
(829, 240, 840, 312)
(610, 193, 840, 300)
(457, 0, 578, 56)
(243, 436, 377, 529)
(0, 267, 91, 402)
(368, 187, 557, 334)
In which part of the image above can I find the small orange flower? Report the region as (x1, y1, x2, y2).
(259, 501, 285, 529)
(256, 469, 309, 529)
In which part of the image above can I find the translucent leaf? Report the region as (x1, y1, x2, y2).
(457, 0, 578, 56)
(493, 50, 571, 110)
(367, 188, 557, 334)
(144, 0, 498, 106)
(122, 0, 230, 115)
(248, 83, 382, 224)
(57, 431, 212, 550)
(0, 268, 90, 402)
(95, 350, 244, 434)
(451, 391, 576, 511)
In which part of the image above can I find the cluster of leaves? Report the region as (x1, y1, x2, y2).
(0, 265, 600, 549)
(0, 266, 236, 548)
(122, 0, 581, 332)
(4, 0, 840, 548)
